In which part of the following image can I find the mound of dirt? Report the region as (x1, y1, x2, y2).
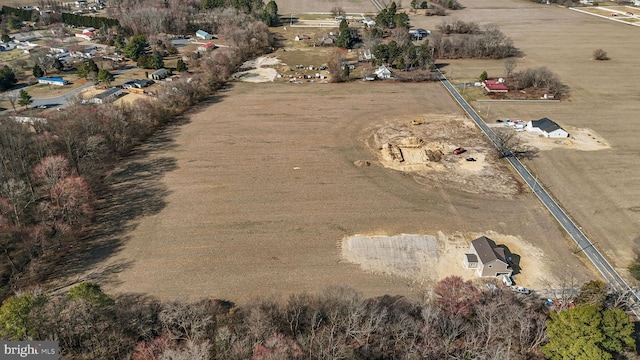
(367, 114, 519, 196)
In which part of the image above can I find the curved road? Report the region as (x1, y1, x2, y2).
(436, 70, 640, 314)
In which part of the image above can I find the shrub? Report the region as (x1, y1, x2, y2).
(593, 48, 608, 61)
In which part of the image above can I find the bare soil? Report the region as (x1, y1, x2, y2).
(90, 81, 591, 303)
(75, 0, 640, 302)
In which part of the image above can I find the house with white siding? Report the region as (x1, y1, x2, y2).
(526, 117, 569, 138)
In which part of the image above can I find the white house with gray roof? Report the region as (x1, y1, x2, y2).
(526, 117, 569, 138)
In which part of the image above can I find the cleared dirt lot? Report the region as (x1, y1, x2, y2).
(83, 0, 640, 302)
(94, 81, 591, 303)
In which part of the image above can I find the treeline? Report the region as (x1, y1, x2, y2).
(1, 278, 634, 359)
(431, 22, 518, 59)
(109, 0, 279, 36)
(61, 12, 119, 29)
(1, 6, 35, 22)
(0, 278, 547, 359)
(0, 9, 272, 299)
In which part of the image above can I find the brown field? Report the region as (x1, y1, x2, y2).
(71, 0, 640, 303)
(409, 0, 640, 279)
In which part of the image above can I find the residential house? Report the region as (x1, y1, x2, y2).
(375, 65, 392, 79)
(197, 42, 215, 52)
(526, 117, 569, 138)
(38, 77, 68, 86)
(482, 79, 509, 93)
(122, 79, 153, 89)
(75, 29, 94, 41)
(195, 30, 212, 40)
(465, 236, 513, 277)
(91, 87, 122, 104)
(363, 16, 375, 27)
(149, 68, 169, 80)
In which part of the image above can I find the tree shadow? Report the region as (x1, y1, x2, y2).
(46, 122, 183, 288)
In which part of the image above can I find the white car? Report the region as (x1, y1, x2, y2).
(502, 274, 514, 286)
(511, 286, 531, 295)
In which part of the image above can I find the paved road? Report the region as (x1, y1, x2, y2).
(370, 0, 384, 11)
(3, 66, 137, 111)
(436, 70, 640, 313)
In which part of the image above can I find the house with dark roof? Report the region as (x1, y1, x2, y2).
(464, 236, 513, 277)
(482, 79, 509, 93)
(91, 87, 122, 104)
(149, 68, 169, 80)
(526, 117, 569, 138)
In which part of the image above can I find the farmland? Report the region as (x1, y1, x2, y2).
(77, 0, 640, 303)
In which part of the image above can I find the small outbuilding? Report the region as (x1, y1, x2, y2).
(526, 117, 569, 138)
(38, 77, 68, 86)
(197, 42, 216, 52)
(195, 30, 212, 40)
(148, 68, 169, 80)
(465, 236, 513, 277)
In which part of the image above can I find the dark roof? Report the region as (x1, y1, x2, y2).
(94, 87, 120, 99)
(531, 117, 561, 133)
(465, 253, 478, 263)
(471, 236, 507, 264)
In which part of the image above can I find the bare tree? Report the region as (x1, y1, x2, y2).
(493, 128, 538, 159)
(504, 58, 517, 78)
(330, 7, 345, 17)
(2, 91, 18, 112)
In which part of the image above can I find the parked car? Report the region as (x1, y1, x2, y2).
(466, 157, 476, 162)
(453, 147, 466, 155)
(511, 285, 531, 295)
(502, 274, 513, 286)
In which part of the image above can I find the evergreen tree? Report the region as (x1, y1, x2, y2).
(123, 35, 147, 61)
(543, 305, 635, 360)
(176, 58, 188, 72)
(32, 64, 44, 78)
(97, 68, 115, 86)
(0, 65, 18, 91)
(150, 52, 165, 70)
(17, 89, 33, 109)
(263, 0, 279, 26)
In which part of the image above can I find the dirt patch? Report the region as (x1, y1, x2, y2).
(83, 81, 592, 304)
(367, 114, 519, 196)
(233, 56, 283, 83)
(341, 230, 547, 289)
(488, 124, 610, 151)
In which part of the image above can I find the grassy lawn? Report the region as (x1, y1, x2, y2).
(24, 77, 88, 98)
(0, 49, 29, 63)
